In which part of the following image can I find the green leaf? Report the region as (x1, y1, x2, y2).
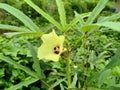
(66, 12, 91, 31)
(87, 87, 105, 90)
(105, 48, 120, 69)
(75, 12, 85, 26)
(94, 51, 107, 62)
(31, 86, 40, 90)
(86, 0, 109, 25)
(7, 78, 39, 90)
(24, 0, 62, 30)
(0, 3, 40, 32)
(48, 78, 65, 90)
(85, 71, 102, 86)
(80, 12, 91, 18)
(97, 69, 111, 88)
(60, 83, 65, 90)
(27, 42, 42, 78)
(66, 16, 79, 31)
(0, 68, 4, 77)
(5, 32, 42, 37)
(0, 54, 38, 78)
(96, 22, 120, 32)
(56, 0, 66, 30)
(98, 12, 120, 22)
(71, 73, 77, 88)
(80, 24, 97, 32)
(0, 24, 31, 32)
(108, 84, 120, 90)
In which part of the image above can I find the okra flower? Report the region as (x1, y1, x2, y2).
(37, 30, 65, 61)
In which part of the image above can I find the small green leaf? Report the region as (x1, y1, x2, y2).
(80, 24, 97, 32)
(48, 78, 65, 90)
(71, 73, 77, 88)
(7, 78, 39, 90)
(105, 48, 120, 69)
(60, 83, 65, 90)
(98, 69, 111, 88)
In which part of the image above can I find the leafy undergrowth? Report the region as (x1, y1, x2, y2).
(0, 29, 120, 90)
(0, 0, 120, 90)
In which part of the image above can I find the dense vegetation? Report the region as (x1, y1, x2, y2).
(0, 0, 120, 90)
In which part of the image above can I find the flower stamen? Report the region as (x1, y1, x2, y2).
(54, 46, 60, 54)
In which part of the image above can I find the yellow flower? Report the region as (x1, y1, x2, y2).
(37, 30, 65, 61)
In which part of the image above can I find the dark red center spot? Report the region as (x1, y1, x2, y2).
(54, 46, 60, 54)
(54, 51, 59, 54)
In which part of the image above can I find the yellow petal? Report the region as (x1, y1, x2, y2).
(42, 30, 64, 46)
(37, 43, 53, 59)
(45, 54, 60, 62)
(37, 29, 65, 61)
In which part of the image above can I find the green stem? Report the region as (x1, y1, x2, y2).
(82, 33, 88, 89)
(66, 57, 71, 90)
(40, 79, 54, 90)
(64, 33, 71, 90)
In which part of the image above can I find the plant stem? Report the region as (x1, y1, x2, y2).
(40, 79, 54, 90)
(82, 33, 88, 89)
(66, 57, 71, 90)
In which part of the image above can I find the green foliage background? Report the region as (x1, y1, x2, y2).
(0, 0, 120, 90)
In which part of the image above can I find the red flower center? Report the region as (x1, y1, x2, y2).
(54, 46, 60, 54)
